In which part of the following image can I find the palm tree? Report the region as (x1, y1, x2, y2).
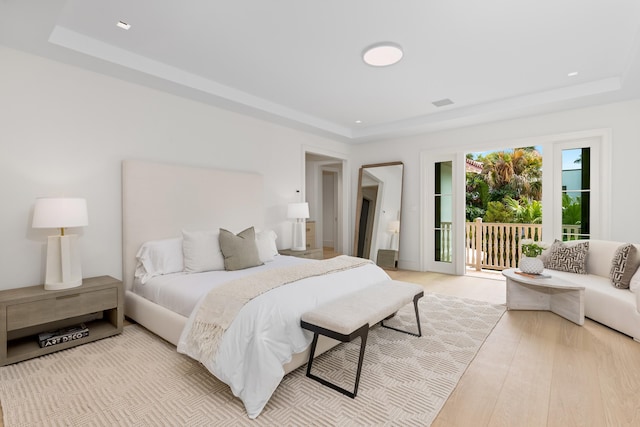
(480, 148, 542, 202)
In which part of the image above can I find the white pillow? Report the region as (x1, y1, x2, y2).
(135, 237, 184, 284)
(255, 230, 278, 262)
(182, 230, 225, 273)
(630, 267, 640, 293)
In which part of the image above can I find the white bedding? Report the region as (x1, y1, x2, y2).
(176, 259, 390, 419)
(133, 255, 308, 317)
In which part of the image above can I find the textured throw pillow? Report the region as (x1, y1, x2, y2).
(539, 240, 559, 267)
(546, 241, 589, 274)
(610, 244, 640, 289)
(182, 230, 226, 273)
(255, 229, 279, 262)
(219, 227, 263, 271)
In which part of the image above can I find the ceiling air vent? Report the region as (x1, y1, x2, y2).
(432, 98, 454, 107)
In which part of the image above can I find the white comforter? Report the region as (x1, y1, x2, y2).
(177, 258, 390, 419)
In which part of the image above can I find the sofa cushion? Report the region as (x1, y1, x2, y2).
(546, 240, 589, 274)
(610, 244, 640, 289)
(631, 268, 640, 294)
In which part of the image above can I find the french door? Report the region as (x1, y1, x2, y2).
(421, 152, 466, 274)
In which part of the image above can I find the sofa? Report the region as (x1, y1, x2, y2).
(542, 240, 640, 342)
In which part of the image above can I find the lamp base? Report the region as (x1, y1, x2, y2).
(44, 235, 83, 291)
(44, 279, 83, 291)
(291, 221, 307, 251)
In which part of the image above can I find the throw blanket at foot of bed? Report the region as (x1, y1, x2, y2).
(178, 255, 386, 419)
(180, 255, 372, 369)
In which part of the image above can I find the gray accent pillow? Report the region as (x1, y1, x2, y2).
(540, 240, 562, 267)
(610, 244, 640, 289)
(546, 241, 589, 274)
(219, 227, 263, 271)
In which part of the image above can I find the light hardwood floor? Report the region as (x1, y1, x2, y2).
(388, 269, 640, 427)
(2, 268, 639, 426)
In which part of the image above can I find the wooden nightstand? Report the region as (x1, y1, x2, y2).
(279, 247, 324, 260)
(0, 276, 123, 366)
(377, 249, 399, 270)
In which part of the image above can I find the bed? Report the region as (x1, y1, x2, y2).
(122, 160, 390, 418)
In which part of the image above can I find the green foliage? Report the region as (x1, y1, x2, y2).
(505, 197, 542, 224)
(562, 194, 582, 225)
(466, 206, 485, 221)
(478, 148, 542, 201)
(521, 239, 545, 257)
(465, 172, 489, 220)
(484, 201, 514, 223)
(467, 147, 543, 223)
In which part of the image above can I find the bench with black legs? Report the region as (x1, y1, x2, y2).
(300, 280, 424, 398)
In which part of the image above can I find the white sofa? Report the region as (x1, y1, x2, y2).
(545, 240, 640, 342)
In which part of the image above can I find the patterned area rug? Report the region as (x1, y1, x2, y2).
(0, 293, 504, 426)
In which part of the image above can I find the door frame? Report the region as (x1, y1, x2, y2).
(303, 146, 349, 254)
(420, 150, 466, 274)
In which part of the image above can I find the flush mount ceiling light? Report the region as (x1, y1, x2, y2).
(362, 42, 403, 67)
(568, 71, 579, 77)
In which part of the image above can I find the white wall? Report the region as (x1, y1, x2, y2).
(351, 99, 640, 271)
(0, 46, 350, 289)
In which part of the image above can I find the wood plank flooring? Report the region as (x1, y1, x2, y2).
(387, 270, 640, 427)
(2, 268, 639, 426)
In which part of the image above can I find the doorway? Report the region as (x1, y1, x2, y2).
(305, 151, 348, 256)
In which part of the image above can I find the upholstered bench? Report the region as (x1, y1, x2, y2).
(300, 280, 424, 398)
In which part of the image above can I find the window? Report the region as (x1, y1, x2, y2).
(561, 148, 590, 240)
(552, 131, 609, 242)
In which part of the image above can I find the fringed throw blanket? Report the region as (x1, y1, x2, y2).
(182, 255, 372, 363)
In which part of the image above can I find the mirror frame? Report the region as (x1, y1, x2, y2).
(353, 161, 404, 269)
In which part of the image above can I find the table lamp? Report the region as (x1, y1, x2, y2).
(32, 198, 88, 290)
(288, 202, 309, 251)
(388, 220, 400, 250)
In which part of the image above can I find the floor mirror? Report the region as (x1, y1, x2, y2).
(354, 162, 404, 269)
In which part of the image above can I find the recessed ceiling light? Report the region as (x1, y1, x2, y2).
(117, 21, 131, 30)
(362, 42, 403, 67)
(355, 120, 362, 124)
(568, 71, 579, 77)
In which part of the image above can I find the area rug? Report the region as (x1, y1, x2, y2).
(0, 293, 505, 426)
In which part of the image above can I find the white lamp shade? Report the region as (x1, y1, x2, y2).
(33, 198, 88, 229)
(287, 202, 310, 219)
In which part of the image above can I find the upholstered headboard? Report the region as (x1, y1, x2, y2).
(122, 160, 264, 292)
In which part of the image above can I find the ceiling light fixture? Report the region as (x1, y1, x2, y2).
(355, 120, 362, 124)
(362, 42, 403, 67)
(568, 71, 579, 77)
(117, 21, 131, 30)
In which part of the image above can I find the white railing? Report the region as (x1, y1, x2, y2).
(465, 218, 542, 271)
(439, 222, 452, 263)
(440, 219, 581, 271)
(562, 224, 582, 241)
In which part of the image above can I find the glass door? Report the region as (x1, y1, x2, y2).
(422, 152, 465, 274)
(435, 161, 453, 262)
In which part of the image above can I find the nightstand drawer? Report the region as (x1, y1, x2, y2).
(6, 288, 118, 331)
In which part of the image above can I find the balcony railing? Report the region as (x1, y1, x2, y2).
(437, 220, 582, 271)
